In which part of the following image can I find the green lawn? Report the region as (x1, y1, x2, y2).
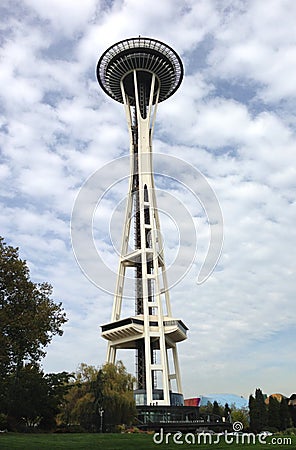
(0, 432, 295, 450)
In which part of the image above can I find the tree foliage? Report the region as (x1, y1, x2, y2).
(59, 362, 136, 432)
(0, 237, 68, 430)
(199, 401, 214, 415)
(249, 389, 268, 432)
(249, 389, 294, 433)
(223, 403, 231, 421)
(288, 395, 296, 427)
(58, 363, 99, 431)
(268, 396, 281, 430)
(279, 398, 291, 430)
(212, 400, 222, 417)
(3, 364, 71, 431)
(94, 361, 136, 431)
(0, 237, 67, 377)
(231, 407, 249, 429)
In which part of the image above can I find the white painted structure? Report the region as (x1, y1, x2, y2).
(97, 38, 188, 406)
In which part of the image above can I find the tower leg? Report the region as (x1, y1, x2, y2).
(107, 343, 116, 364)
(172, 344, 183, 394)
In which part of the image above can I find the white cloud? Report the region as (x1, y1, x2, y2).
(0, 0, 295, 399)
(209, 0, 296, 102)
(23, 0, 98, 37)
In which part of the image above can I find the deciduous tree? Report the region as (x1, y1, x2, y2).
(93, 361, 136, 431)
(5, 364, 71, 431)
(231, 406, 249, 430)
(0, 237, 67, 377)
(0, 237, 67, 428)
(59, 362, 136, 432)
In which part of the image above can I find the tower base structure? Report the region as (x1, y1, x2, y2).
(135, 405, 232, 433)
(134, 388, 184, 407)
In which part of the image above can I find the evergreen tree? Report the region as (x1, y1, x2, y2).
(279, 398, 291, 431)
(212, 400, 221, 417)
(249, 389, 268, 432)
(268, 396, 280, 430)
(255, 388, 268, 431)
(288, 395, 296, 427)
(224, 403, 231, 422)
(249, 394, 257, 431)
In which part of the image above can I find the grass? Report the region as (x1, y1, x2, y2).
(0, 432, 295, 450)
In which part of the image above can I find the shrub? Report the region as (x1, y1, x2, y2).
(0, 413, 8, 430)
(284, 427, 296, 436)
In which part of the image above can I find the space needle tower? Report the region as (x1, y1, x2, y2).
(97, 37, 188, 406)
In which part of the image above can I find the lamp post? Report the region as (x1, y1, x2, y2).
(99, 407, 104, 433)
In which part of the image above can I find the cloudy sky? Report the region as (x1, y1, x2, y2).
(1, 0, 296, 400)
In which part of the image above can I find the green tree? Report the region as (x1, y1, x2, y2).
(93, 361, 136, 431)
(224, 403, 231, 422)
(268, 396, 281, 431)
(5, 364, 71, 431)
(279, 398, 292, 431)
(58, 363, 99, 431)
(249, 389, 268, 432)
(59, 362, 136, 432)
(41, 371, 72, 430)
(231, 407, 249, 430)
(212, 400, 222, 417)
(288, 395, 296, 427)
(74, 364, 99, 431)
(199, 401, 213, 415)
(256, 388, 268, 431)
(0, 237, 67, 428)
(249, 394, 256, 430)
(0, 237, 67, 378)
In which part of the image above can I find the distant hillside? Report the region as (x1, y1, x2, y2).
(199, 393, 248, 409)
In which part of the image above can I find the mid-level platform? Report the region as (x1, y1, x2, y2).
(101, 315, 188, 348)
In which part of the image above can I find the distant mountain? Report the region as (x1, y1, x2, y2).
(199, 393, 248, 409)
